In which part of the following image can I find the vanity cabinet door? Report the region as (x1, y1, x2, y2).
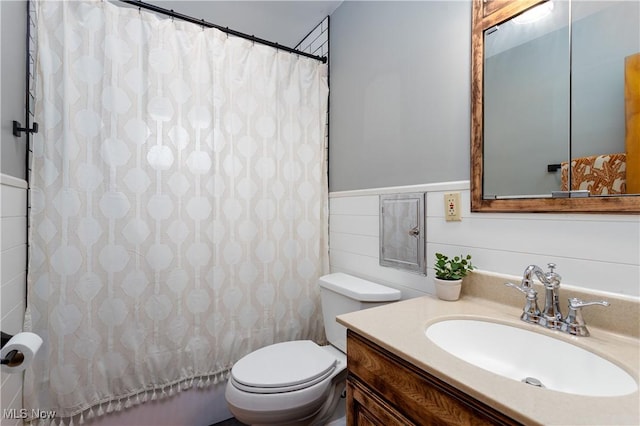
(346, 330, 521, 426)
(347, 379, 413, 426)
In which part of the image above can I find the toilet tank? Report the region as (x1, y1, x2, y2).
(319, 273, 401, 353)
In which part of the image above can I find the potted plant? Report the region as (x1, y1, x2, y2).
(433, 253, 475, 301)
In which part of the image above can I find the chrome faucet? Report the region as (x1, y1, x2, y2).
(506, 263, 609, 336)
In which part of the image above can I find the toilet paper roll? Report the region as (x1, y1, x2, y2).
(1, 332, 43, 373)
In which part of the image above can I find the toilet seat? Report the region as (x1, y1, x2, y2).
(230, 340, 336, 394)
(225, 343, 347, 424)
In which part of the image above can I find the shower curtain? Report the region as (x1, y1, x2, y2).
(25, 0, 329, 423)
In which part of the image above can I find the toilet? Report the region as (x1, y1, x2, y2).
(225, 273, 401, 425)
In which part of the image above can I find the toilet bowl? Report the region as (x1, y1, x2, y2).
(225, 273, 401, 425)
(225, 341, 347, 425)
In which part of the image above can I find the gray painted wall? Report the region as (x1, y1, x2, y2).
(1, 1, 27, 179)
(329, 1, 471, 192)
(571, 1, 639, 158)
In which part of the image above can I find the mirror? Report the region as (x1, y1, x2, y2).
(471, 0, 640, 213)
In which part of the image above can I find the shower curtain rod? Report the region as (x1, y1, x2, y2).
(118, 0, 328, 64)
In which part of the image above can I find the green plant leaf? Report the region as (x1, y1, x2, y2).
(433, 252, 475, 280)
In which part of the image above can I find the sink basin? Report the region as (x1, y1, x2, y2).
(425, 319, 637, 397)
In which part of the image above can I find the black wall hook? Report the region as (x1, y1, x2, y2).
(13, 120, 38, 137)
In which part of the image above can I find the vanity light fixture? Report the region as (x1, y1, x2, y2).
(513, 1, 554, 24)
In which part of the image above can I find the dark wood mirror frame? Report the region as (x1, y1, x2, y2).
(471, 0, 640, 213)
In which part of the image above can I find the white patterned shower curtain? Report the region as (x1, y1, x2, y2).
(25, 0, 329, 422)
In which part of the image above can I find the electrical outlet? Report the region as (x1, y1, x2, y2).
(444, 192, 462, 222)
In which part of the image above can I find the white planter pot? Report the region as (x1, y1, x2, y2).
(434, 278, 462, 301)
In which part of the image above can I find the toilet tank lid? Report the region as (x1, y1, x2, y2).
(318, 273, 401, 302)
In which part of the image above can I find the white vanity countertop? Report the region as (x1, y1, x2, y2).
(337, 294, 640, 426)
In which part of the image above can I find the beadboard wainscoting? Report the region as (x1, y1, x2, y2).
(329, 181, 640, 299)
(1, 174, 28, 425)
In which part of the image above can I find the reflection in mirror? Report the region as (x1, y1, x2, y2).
(482, 0, 639, 199)
(568, 1, 639, 196)
(483, 1, 570, 198)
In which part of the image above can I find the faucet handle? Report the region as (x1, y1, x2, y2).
(547, 263, 556, 272)
(505, 282, 538, 299)
(504, 283, 527, 294)
(562, 297, 610, 337)
(568, 297, 610, 310)
(505, 282, 530, 295)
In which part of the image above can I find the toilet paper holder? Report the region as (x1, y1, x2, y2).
(1, 332, 24, 367)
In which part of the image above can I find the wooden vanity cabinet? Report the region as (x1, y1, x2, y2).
(345, 330, 521, 426)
